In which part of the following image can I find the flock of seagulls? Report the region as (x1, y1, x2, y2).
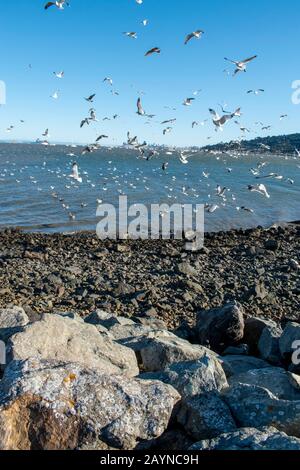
(0, 1, 298, 229)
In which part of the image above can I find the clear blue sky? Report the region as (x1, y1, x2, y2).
(0, 0, 299, 147)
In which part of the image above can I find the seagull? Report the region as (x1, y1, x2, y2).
(137, 97, 145, 115)
(295, 148, 300, 157)
(162, 162, 169, 171)
(95, 135, 108, 142)
(184, 30, 204, 45)
(53, 71, 64, 78)
(183, 98, 195, 106)
(69, 162, 82, 183)
(80, 118, 90, 128)
(224, 55, 257, 75)
(145, 47, 161, 57)
(247, 89, 264, 95)
(209, 107, 241, 131)
(163, 127, 172, 135)
(123, 32, 138, 39)
(237, 206, 254, 213)
(42, 128, 50, 137)
(85, 94, 96, 103)
(280, 114, 288, 120)
(142, 19, 149, 26)
(179, 152, 190, 164)
(205, 204, 219, 213)
(51, 90, 59, 99)
(161, 119, 176, 125)
(248, 184, 270, 198)
(45, 0, 69, 10)
(103, 77, 113, 86)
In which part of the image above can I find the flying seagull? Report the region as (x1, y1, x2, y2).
(45, 0, 69, 10)
(85, 94, 96, 103)
(247, 89, 264, 95)
(145, 47, 161, 57)
(209, 107, 241, 131)
(184, 30, 204, 45)
(69, 162, 82, 183)
(123, 32, 138, 39)
(53, 71, 64, 79)
(137, 97, 145, 116)
(224, 55, 257, 75)
(183, 98, 195, 106)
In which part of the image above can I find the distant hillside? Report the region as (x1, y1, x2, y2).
(201, 133, 300, 154)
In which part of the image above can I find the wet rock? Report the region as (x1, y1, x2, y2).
(189, 427, 300, 450)
(258, 324, 283, 365)
(177, 391, 236, 441)
(0, 307, 29, 342)
(140, 354, 228, 399)
(0, 359, 180, 450)
(196, 302, 245, 353)
(223, 383, 300, 437)
(7, 314, 139, 377)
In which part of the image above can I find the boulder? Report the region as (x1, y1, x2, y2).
(121, 331, 218, 372)
(140, 354, 228, 399)
(279, 322, 300, 361)
(0, 307, 29, 342)
(258, 325, 283, 365)
(220, 355, 271, 378)
(0, 359, 180, 450)
(223, 383, 300, 437)
(243, 317, 277, 355)
(196, 302, 245, 353)
(189, 427, 300, 450)
(221, 355, 270, 378)
(229, 367, 300, 400)
(177, 392, 236, 441)
(7, 314, 139, 377)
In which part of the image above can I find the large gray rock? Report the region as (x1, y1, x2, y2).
(140, 354, 228, 399)
(258, 325, 283, 365)
(244, 317, 277, 355)
(7, 314, 139, 377)
(279, 322, 300, 361)
(220, 355, 271, 378)
(196, 302, 245, 353)
(121, 331, 218, 372)
(189, 427, 300, 450)
(0, 359, 180, 450)
(177, 392, 236, 441)
(0, 307, 29, 342)
(223, 383, 300, 437)
(229, 367, 300, 400)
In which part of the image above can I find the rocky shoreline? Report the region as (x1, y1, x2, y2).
(0, 225, 300, 450)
